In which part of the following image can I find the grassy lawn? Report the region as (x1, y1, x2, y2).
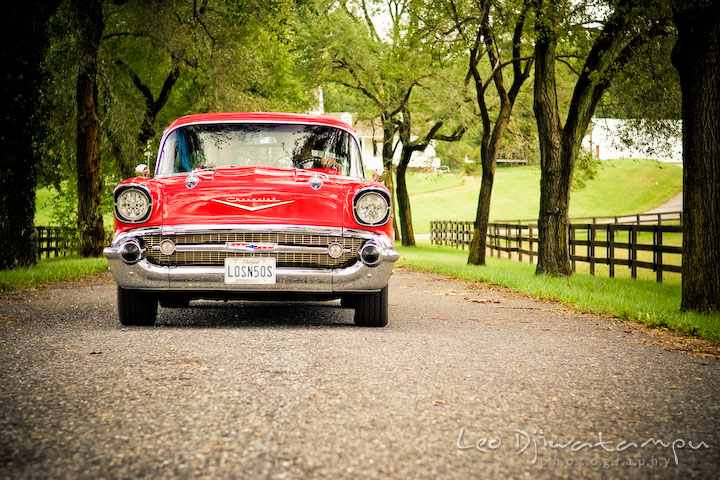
(404, 171, 465, 196)
(0, 257, 109, 292)
(35, 187, 60, 226)
(408, 159, 683, 234)
(35, 186, 115, 227)
(396, 242, 720, 343)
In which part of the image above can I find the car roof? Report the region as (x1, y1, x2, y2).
(164, 112, 355, 133)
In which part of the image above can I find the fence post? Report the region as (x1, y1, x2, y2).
(570, 225, 576, 272)
(608, 225, 615, 278)
(528, 225, 534, 264)
(589, 224, 596, 276)
(517, 225, 523, 262)
(494, 224, 499, 257)
(630, 225, 638, 279)
(468, 222, 473, 250)
(656, 225, 663, 283)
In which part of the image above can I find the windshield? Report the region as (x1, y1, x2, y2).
(156, 123, 359, 176)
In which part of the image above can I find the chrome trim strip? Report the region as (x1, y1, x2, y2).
(150, 243, 350, 255)
(343, 229, 394, 247)
(112, 226, 162, 246)
(113, 225, 392, 250)
(210, 199, 295, 211)
(161, 224, 346, 237)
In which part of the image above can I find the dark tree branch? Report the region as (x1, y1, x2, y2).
(360, 0, 381, 42)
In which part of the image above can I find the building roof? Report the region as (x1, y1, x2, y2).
(323, 113, 384, 138)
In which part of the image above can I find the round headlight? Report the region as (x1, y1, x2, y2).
(354, 190, 390, 226)
(115, 186, 152, 223)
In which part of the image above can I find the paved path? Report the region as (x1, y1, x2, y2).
(645, 193, 683, 214)
(1, 270, 718, 479)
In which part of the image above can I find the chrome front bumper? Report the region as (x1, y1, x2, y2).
(103, 225, 399, 293)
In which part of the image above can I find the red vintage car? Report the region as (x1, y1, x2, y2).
(104, 112, 398, 327)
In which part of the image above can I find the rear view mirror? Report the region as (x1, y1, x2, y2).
(135, 164, 150, 178)
(372, 166, 387, 183)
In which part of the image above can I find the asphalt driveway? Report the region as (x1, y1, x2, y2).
(0, 268, 718, 479)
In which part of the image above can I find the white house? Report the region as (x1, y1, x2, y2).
(583, 118, 682, 165)
(324, 112, 441, 172)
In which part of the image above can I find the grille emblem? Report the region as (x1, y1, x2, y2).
(227, 242, 276, 251)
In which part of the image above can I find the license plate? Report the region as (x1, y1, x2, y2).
(224, 257, 277, 284)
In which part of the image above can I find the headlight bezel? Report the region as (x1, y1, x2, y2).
(353, 188, 391, 227)
(114, 184, 153, 224)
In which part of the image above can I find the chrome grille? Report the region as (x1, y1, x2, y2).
(141, 232, 364, 268)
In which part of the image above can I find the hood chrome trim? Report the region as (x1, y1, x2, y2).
(210, 199, 295, 211)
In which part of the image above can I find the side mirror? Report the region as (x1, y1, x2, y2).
(372, 166, 387, 183)
(135, 164, 150, 178)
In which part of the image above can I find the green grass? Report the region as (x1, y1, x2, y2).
(35, 187, 59, 226)
(408, 159, 683, 234)
(404, 171, 465, 196)
(396, 242, 720, 343)
(0, 257, 109, 292)
(34, 186, 114, 227)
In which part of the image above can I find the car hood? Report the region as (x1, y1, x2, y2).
(156, 168, 350, 228)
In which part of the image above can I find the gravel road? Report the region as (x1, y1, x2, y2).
(1, 268, 718, 479)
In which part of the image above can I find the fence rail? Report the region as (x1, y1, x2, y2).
(497, 211, 682, 226)
(34, 226, 75, 259)
(430, 212, 683, 283)
(33, 226, 115, 260)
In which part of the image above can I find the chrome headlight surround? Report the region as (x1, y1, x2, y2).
(353, 188, 391, 226)
(114, 184, 152, 224)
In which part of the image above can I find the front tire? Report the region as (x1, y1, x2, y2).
(340, 296, 357, 309)
(353, 286, 388, 327)
(117, 287, 157, 326)
(159, 296, 190, 308)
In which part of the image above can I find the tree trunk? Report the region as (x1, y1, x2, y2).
(672, 1, 720, 312)
(74, 0, 105, 257)
(468, 101, 515, 265)
(0, 3, 58, 269)
(381, 117, 400, 241)
(396, 149, 415, 246)
(533, 14, 573, 276)
(467, 159, 494, 265)
(535, 139, 573, 276)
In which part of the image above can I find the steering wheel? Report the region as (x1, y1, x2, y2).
(295, 156, 322, 169)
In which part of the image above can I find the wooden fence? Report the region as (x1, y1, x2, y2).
(500, 211, 682, 226)
(430, 220, 475, 249)
(33, 226, 115, 260)
(34, 226, 75, 259)
(430, 211, 683, 282)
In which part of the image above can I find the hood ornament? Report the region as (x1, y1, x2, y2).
(309, 173, 324, 190)
(185, 173, 200, 189)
